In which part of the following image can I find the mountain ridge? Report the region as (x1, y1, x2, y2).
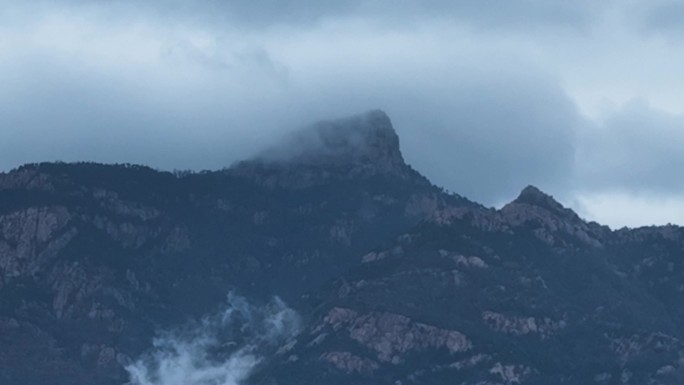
(1, 111, 683, 384)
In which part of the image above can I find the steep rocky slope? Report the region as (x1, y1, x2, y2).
(262, 187, 684, 385)
(0, 110, 683, 385)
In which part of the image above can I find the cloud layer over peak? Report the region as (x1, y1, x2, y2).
(2, 0, 684, 227)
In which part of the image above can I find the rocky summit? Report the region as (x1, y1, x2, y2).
(261, 109, 404, 168)
(230, 110, 414, 188)
(1, 110, 683, 385)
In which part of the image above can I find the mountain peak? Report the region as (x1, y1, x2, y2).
(264, 109, 404, 169)
(229, 110, 412, 187)
(513, 185, 565, 211)
(500, 185, 604, 247)
(506, 185, 581, 221)
(226, 110, 418, 188)
(502, 185, 585, 222)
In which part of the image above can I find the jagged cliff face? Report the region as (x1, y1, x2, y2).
(0, 110, 683, 385)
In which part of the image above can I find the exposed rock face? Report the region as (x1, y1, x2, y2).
(489, 363, 534, 384)
(320, 351, 379, 374)
(0, 206, 73, 283)
(0, 167, 55, 191)
(481, 311, 565, 339)
(319, 308, 471, 363)
(264, 184, 684, 385)
(501, 185, 604, 247)
(511, 185, 570, 216)
(2, 111, 684, 385)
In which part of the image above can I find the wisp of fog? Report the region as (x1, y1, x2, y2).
(125, 293, 300, 385)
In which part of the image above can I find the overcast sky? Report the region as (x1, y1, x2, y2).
(2, 0, 684, 228)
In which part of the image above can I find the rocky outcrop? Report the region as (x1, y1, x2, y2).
(320, 351, 379, 374)
(0, 166, 55, 191)
(318, 308, 471, 364)
(501, 185, 604, 247)
(0, 206, 73, 283)
(489, 363, 534, 384)
(608, 333, 681, 365)
(482, 311, 566, 339)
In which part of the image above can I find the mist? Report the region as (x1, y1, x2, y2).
(125, 293, 300, 385)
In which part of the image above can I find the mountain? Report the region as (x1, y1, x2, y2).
(1, 110, 683, 385)
(263, 188, 684, 385)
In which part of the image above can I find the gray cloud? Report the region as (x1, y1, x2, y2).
(636, 0, 684, 36)
(576, 101, 684, 194)
(0, 46, 577, 203)
(0, 27, 296, 171)
(389, 71, 580, 203)
(2, 0, 684, 225)
(0, 1, 584, 197)
(4, 0, 605, 31)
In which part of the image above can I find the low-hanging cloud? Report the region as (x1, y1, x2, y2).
(2, 0, 684, 226)
(0, 1, 584, 203)
(126, 293, 300, 385)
